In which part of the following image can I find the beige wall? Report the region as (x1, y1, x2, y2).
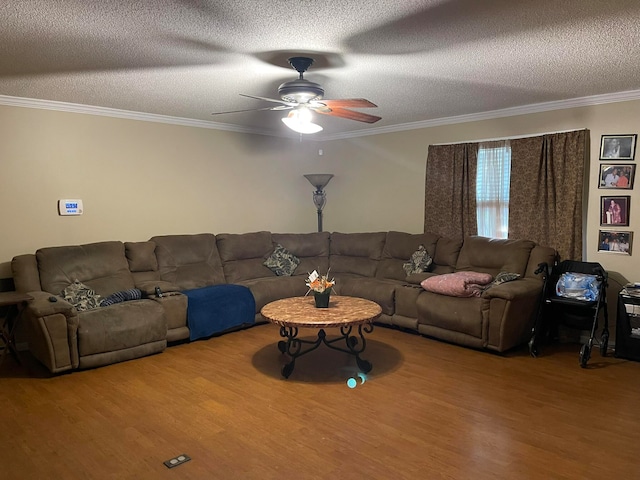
(0, 105, 323, 277)
(1, 99, 639, 284)
(325, 100, 640, 284)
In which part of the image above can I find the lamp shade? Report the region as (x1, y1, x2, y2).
(304, 174, 334, 191)
(304, 174, 333, 232)
(282, 109, 323, 134)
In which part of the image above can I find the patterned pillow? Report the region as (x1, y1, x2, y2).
(263, 243, 300, 276)
(100, 288, 143, 307)
(403, 245, 433, 275)
(493, 272, 521, 285)
(60, 279, 102, 312)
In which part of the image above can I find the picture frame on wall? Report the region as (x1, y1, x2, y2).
(599, 134, 637, 160)
(598, 230, 632, 255)
(600, 195, 630, 226)
(599, 164, 636, 189)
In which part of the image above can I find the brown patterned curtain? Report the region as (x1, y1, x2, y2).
(509, 130, 587, 260)
(424, 143, 478, 241)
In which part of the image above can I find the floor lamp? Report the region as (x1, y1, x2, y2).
(303, 174, 334, 232)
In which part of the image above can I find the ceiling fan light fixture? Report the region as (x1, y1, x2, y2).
(282, 109, 323, 134)
(278, 79, 324, 103)
(212, 56, 380, 129)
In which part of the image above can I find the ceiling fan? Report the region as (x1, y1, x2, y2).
(211, 56, 381, 134)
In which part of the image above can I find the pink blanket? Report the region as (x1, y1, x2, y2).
(420, 271, 493, 298)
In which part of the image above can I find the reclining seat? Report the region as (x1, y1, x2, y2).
(151, 233, 226, 290)
(416, 236, 555, 352)
(12, 241, 167, 373)
(329, 232, 395, 319)
(217, 231, 330, 316)
(123, 241, 189, 343)
(152, 233, 255, 339)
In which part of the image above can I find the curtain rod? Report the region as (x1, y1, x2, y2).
(431, 128, 588, 146)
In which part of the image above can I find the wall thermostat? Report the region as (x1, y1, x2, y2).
(58, 199, 83, 216)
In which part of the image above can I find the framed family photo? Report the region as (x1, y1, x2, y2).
(600, 196, 630, 226)
(599, 134, 637, 160)
(599, 164, 635, 189)
(598, 230, 632, 255)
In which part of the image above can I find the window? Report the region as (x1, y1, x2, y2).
(476, 141, 511, 239)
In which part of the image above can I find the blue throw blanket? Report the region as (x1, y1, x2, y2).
(184, 284, 256, 341)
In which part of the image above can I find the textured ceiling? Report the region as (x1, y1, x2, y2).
(2, 0, 640, 139)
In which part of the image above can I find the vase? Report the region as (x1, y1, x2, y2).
(314, 291, 331, 308)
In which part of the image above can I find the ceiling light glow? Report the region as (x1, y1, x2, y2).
(282, 109, 323, 134)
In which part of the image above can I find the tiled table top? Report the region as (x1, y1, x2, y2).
(261, 295, 382, 328)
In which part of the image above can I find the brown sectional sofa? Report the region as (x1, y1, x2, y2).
(11, 242, 169, 372)
(11, 231, 556, 374)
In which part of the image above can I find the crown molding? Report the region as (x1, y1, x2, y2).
(0, 95, 280, 137)
(319, 89, 640, 141)
(2, 89, 640, 142)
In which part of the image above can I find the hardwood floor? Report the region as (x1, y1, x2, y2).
(1, 323, 638, 479)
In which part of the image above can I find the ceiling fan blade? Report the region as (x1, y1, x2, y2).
(211, 105, 292, 116)
(315, 107, 382, 124)
(317, 98, 378, 109)
(239, 93, 296, 106)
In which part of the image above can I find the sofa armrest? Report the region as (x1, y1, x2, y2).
(481, 278, 544, 351)
(481, 278, 543, 301)
(22, 291, 80, 373)
(26, 291, 75, 317)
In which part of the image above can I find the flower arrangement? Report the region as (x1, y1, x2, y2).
(305, 269, 335, 295)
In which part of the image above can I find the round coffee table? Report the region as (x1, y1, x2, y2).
(260, 295, 381, 378)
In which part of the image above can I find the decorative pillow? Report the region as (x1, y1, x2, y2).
(125, 241, 158, 272)
(263, 243, 300, 276)
(403, 245, 433, 275)
(100, 288, 143, 307)
(492, 272, 521, 285)
(60, 279, 102, 312)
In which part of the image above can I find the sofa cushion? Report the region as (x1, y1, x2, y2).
(263, 243, 300, 276)
(330, 232, 386, 277)
(77, 300, 167, 357)
(432, 236, 463, 274)
(152, 234, 226, 289)
(417, 292, 485, 339)
(456, 236, 535, 277)
(241, 276, 310, 313)
(61, 280, 102, 312)
(125, 241, 158, 272)
(216, 231, 275, 283)
(333, 275, 399, 316)
(99, 288, 143, 307)
(216, 231, 273, 262)
(376, 231, 439, 281)
(272, 232, 330, 276)
(37, 241, 135, 296)
(403, 245, 433, 275)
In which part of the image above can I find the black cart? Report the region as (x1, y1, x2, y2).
(529, 260, 609, 367)
(615, 292, 640, 362)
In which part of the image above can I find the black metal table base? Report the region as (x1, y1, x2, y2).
(277, 323, 373, 378)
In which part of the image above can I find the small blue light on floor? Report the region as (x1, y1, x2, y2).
(346, 377, 357, 388)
